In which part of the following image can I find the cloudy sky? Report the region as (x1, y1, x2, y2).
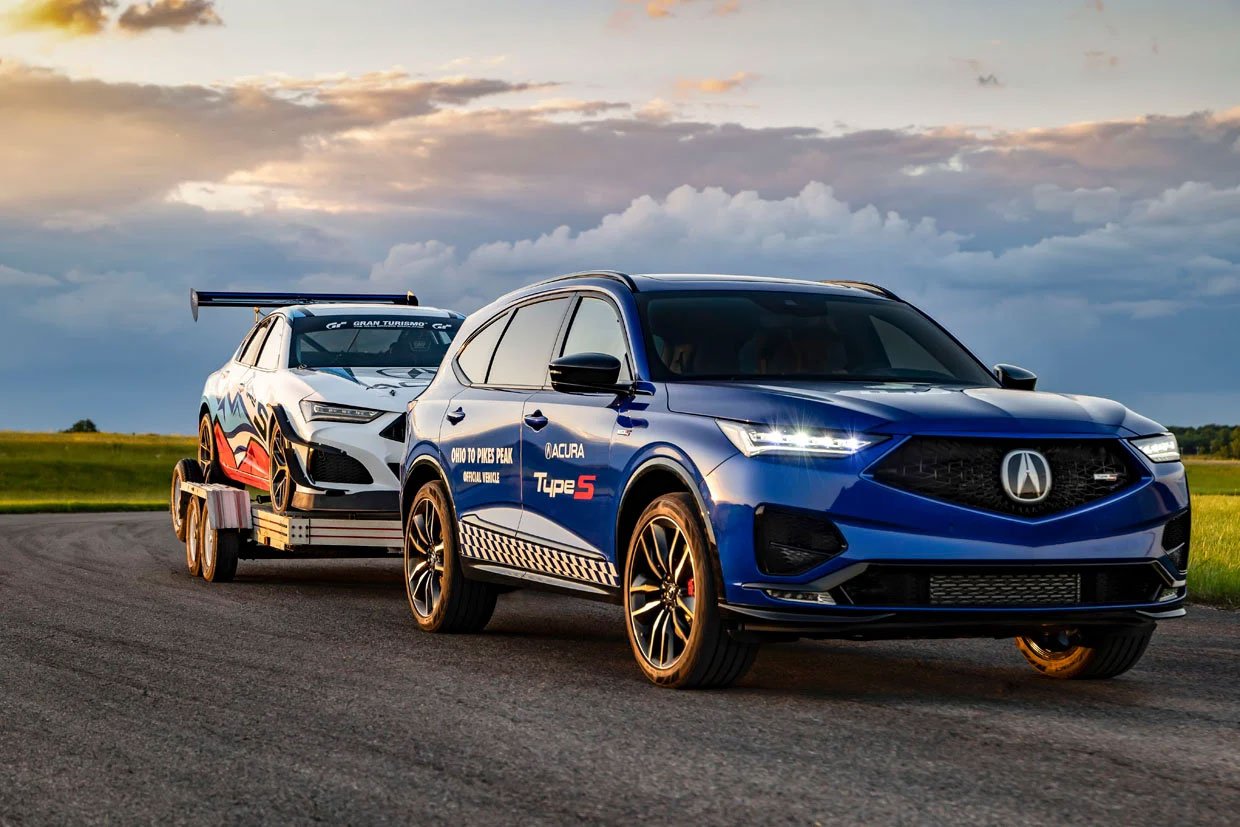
(1, 0, 1238, 433)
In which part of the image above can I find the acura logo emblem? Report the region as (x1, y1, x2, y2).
(1001, 450, 1052, 503)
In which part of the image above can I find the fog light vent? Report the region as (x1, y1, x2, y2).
(754, 506, 846, 576)
(1161, 510, 1191, 571)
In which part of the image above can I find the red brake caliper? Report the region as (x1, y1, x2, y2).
(686, 577, 695, 598)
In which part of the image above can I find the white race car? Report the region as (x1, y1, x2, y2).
(191, 291, 463, 515)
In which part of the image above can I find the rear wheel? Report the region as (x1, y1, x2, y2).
(184, 498, 203, 577)
(403, 480, 497, 633)
(170, 458, 203, 542)
(624, 493, 758, 689)
(198, 414, 242, 488)
(1016, 625, 1154, 679)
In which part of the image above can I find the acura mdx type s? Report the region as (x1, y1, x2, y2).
(399, 272, 1190, 689)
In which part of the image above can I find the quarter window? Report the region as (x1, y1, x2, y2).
(455, 311, 510, 384)
(486, 298, 571, 387)
(560, 297, 632, 383)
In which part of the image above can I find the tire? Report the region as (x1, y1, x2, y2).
(1016, 625, 1155, 680)
(198, 413, 242, 488)
(170, 458, 203, 542)
(267, 420, 295, 514)
(623, 493, 758, 689)
(403, 480, 497, 633)
(184, 497, 204, 577)
(198, 499, 241, 583)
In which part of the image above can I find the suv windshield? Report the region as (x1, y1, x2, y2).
(637, 290, 996, 385)
(290, 316, 461, 369)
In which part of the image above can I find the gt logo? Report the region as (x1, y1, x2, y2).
(326, 321, 347, 329)
(533, 471, 596, 500)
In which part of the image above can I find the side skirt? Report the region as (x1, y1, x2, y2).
(460, 557, 623, 605)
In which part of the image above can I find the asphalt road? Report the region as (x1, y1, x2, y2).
(1, 511, 1238, 825)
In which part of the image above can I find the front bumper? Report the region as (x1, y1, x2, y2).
(703, 439, 1192, 628)
(277, 406, 406, 514)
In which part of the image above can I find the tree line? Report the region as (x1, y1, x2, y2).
(1167, 425, 1240, 458)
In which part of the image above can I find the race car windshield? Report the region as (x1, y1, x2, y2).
(637, 290, 998, 385)
(290, 316, 461, 369)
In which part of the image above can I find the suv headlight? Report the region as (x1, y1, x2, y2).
(1130, 433, 1180, 463)
(717, 420, 882, 457)
(300, 400, 384, 424)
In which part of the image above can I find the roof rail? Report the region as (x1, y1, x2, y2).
(190, 289, 418, 321)
(819, 280, 900, 301)
(532, 270, 638, 292)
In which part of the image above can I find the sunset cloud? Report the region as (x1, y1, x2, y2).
(6, 0, 115, 35)
(117, 0, 222, 32)
(675, 71, 752, 95)
(620, 0, 741, 21)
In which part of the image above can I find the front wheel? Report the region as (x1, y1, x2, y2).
(1016, 625, 1154, 679)
(268, 422, 295, 514)
(624, 493, 758, 689)
(403, 480, 497, 633)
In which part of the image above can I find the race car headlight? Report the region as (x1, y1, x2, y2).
(1130, 433, 1180, 463)
(717, 420, 881, 457)
(299, 400, 384, 424)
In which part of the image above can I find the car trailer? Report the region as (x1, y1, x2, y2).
(169, 458, 403, 582)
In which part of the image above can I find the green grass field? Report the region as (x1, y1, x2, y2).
(0, 431, 196, 513)
(0, 432, 1236, 605)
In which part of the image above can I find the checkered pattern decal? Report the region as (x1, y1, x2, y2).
(459, 521, 618, 588)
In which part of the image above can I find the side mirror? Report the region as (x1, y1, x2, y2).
(549, 352, 623, 393)
(994, 363, 1037, 391)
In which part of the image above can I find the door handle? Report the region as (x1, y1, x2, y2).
(524, 411, 549, 431)
(446, 407, 466, 425)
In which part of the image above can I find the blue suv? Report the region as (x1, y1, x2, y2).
(400, 272, 1190, 688)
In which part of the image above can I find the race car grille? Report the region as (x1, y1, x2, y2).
(836, 564, 1164, 608)
(379, 415, 406, 443)
(870, 437, 1139, 517)
(308, 450, 373, 485)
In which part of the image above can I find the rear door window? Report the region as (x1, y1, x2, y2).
(486, 298, 571, 387)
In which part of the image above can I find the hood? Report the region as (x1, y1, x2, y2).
(666, 381, 1164, 437)
(291, 366, 438, 411)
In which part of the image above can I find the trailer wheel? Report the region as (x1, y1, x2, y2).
(199, 500, 240, 583)
(170, 458, 203, 542)
(185, 497, 203, 577)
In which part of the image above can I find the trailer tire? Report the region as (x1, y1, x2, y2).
(185, 497, 204, 577)
(170, 458, 203, 542)
(199, 501, 240, 583)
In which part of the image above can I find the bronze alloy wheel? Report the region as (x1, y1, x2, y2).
(197, 415, 214, 479)
(628, 515, 698, 670)
(623, 493, 757, 689)
(405, 496, 445, 619)
(268, 426, 293, 513)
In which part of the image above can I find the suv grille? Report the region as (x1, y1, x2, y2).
(309, 451, 373, 485)
(838, 563, 1163, 608)
(871, 437, 1138, 517)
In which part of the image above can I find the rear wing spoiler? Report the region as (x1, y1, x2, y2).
(190, 289, 418, 321)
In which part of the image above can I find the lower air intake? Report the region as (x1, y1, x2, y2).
(929, 573, 1080, 606)
(309, 451, 373, 485)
